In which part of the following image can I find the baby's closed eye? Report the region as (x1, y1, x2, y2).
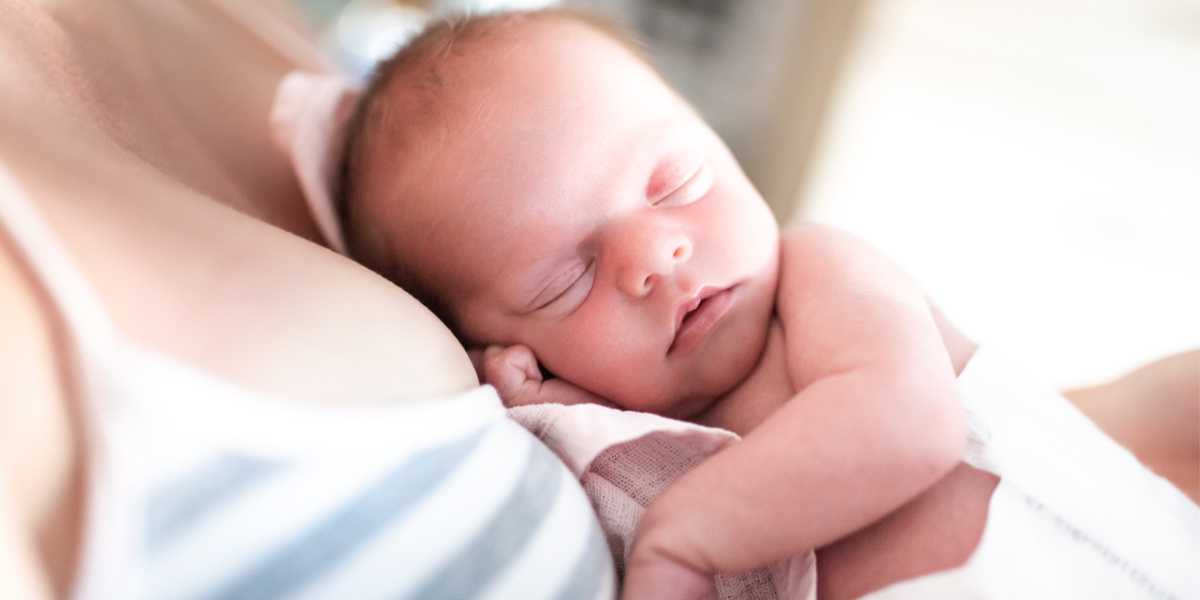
(532, 261, 595, 315)
(650, 162, 713, 208)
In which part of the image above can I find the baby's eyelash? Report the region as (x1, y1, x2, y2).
(534, 262, 591, 311)
(653, 164, 711, 207)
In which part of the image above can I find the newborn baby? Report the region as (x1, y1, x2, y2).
(337, 9, 966, 599)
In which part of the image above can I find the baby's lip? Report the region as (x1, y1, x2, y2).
(669, 285, 734, 355)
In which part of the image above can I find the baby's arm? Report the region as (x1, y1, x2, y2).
(625, 225, 966, 599)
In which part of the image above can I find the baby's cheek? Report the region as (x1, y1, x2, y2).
(540, 347, 631, 407)
(533, 297, 673, 408)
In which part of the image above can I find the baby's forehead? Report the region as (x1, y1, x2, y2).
(380, 14, 690, 302)
(376, 19, 631, 154)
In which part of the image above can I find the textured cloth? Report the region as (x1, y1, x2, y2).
(269, 70, 359, 255)
(508, 403, 818, 600)
(0, 159, 615, 600)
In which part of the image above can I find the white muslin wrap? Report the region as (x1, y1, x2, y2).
(866, 345, 1199, 599)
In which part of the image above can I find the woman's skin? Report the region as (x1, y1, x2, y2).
(0, 0, 476, 596)
(1063, 351, 1199, 503)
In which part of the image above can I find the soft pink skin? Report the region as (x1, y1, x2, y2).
(367, 19, 966, 600)
(379, 20, 781, 420)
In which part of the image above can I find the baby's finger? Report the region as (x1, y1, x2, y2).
(494, 345, 543, 383)
(481, 346, 541, 406)
(621, 554, 715, 600)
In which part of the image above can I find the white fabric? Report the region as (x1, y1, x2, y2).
(864, 345, 1200, 600)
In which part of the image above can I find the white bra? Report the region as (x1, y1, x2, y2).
(0, 159, 615, 600)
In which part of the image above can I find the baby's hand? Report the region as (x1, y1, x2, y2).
(623, 543, 716, 600)
(621, 455, 800, 600)
(620, 502, 723, 600)
(469, 344, 618, 409)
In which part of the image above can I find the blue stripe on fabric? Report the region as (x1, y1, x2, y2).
(203, 428, 487, 600)
(148, 455, 284, 551)
(402, 439, 565, 600)
(552, 521, 614, 600)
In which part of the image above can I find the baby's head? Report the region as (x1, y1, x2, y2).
(340, 10, 780, 418)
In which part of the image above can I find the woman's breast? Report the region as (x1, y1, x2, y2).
(3, 122, 477, 409)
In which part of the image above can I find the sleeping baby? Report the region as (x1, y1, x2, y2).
(332, 8, 969, 599)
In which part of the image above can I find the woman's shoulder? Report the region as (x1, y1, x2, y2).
(0, 119, 478, 409)
(0, 0, 478, 406)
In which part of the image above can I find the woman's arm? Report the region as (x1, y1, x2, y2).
(624, 225, 966, 599)
(1064, 350, 1199, 502)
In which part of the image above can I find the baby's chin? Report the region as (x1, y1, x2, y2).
(614, 348, 767, 421)
(672, 307, 775, 414)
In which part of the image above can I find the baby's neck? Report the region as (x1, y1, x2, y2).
(690, 318, 794, 436)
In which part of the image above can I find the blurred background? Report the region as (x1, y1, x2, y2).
(293, 0, 1199, 390)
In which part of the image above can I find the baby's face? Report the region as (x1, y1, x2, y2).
(381, 20, 779, 418)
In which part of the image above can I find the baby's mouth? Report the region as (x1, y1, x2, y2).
(669, 286, 735, 356)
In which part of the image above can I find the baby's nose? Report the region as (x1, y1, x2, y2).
(610, 220, 692, 298)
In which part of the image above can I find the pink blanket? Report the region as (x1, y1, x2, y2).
(509, 403, 817, 600)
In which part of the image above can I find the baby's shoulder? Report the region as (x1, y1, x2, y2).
(777, 223, 892, 283)
(778, 222, 855, 253)
(775, 224, 847, 296)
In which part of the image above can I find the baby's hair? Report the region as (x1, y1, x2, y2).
(337, 9, 644, 325)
